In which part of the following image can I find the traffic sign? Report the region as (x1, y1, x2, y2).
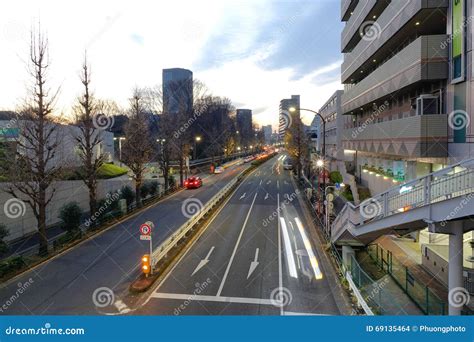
(139, 222, 153, 236)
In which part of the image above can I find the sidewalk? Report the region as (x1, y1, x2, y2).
(377, 235, 448, 302)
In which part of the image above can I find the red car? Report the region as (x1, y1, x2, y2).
(184, 176, 203, 189)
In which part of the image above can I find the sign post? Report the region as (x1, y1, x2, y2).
(140, 221, 154, 275)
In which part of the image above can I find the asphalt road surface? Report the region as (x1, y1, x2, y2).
(137, 155, 343, 315)
(0, 163, 248, 315)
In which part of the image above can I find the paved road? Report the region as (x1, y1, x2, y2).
(137, 155, 343, 315)
(0, 163, 248, 315)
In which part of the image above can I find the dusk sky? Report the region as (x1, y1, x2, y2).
(0, 0, 343, 130)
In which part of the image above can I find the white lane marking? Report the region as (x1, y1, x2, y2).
(247, 248, 260, 279)
(264, 193, 269, 200)
(239, 192, 246, 200)
(277, 193, 283, 316)
(294, 217, 323, 280)
(113, 300, 131, 314)
(192, 246, 215, 276)
(279, 217, 298, 279)
(277, 180, 280, 189)
(266, 180, 271, 185)
(151, 292, 275, 306)
(216, 191, 258, 296)
(259, 179, 263, 186)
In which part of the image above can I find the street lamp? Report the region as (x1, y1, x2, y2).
(290, 106, 327, 220)
(194, 136, 202, 160)
(324, 183, 345, 236)
(114, 137, 126, 162)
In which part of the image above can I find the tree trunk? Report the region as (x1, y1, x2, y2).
(135, 177, 142, 207)
(38, 189, 48, 256)
(89, 183, 97, 220)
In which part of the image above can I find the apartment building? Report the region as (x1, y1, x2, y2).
(340, 0, 449, 195)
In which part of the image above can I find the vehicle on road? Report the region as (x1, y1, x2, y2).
(214, 166, 224, 174)
(184, 176, 203, 189)
(283, 158, 293, 170)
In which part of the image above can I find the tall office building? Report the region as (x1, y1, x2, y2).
(340, 0, 449, 194)
(162, 68, 193, 114)
(262, 125, 272, 144)
(236, 109, 253, 146)
(279, 95, 300, 141)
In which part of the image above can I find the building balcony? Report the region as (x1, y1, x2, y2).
(342, 35, 448, 114)
(341, 0, 448, 83)
(341, 0, 377, 52)
(342, 114, 447, 158)
(341, 0, 358, 21)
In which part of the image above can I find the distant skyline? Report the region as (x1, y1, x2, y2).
(0, 0, 343, 130)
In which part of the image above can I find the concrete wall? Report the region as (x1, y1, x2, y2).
(0, 178, 136, 242)
(421, 244, 449, 286)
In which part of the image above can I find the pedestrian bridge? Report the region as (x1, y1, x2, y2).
(331, 159, 474, 246)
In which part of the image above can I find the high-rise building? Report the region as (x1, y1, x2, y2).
(279, 95, 300, 141)
(162, 68, 193, 114)
(262, 125, 272, 144)
(236, 109, 253, 147)
(340, 0, 449, 195)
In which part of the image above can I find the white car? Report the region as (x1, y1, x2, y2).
(214, 166, 224, 174)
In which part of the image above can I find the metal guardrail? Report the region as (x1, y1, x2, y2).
(332, 158, 474, 242)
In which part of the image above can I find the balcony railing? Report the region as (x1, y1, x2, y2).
(341, 0, 377, 52)
(342, 34, 448, 113)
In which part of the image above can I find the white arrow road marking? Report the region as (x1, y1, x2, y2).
(264, 193, 269, 200)
(239, 192, 246, 200)
(259, 180, 263, 186)
(192, 246, 215, 276)
(266, 180, 271, 185)
(247, 248, 260, 279)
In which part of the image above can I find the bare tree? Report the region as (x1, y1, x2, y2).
(73, 55, 106, 219)
(121, 89, 153, 207)
(4, 29, 61, 255)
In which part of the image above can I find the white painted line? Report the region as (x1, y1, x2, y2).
(264, 193, 269, 200)
(114, 300, 131, 314)
(279, 217, 298, 279)
(216, 191, 258, 296)
(151, 292, 275, 306)
(192, 246, 215, 276)
(277, 180, 280, 189)
(277, 193, 283, 316)
(239, 192, 246, 200)
(294, 217, 323, 280)
(259, 179, 263, 186)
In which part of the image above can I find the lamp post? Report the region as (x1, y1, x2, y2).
(324, 183, 345, 236)
(114, 137, 126, 163)
(290, 107, 327, 218)
(194, 136, 202, 160)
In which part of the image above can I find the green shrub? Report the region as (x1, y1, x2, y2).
(58, 202, 83, 233)
(330, 171, 343, 184)
(140, 183, 150, 198)
(149, 181, 159, 196)
(0, 224, 9, 255)
(0, 256, 26, 278)
(120, 185, 135, 206)
(358, 188, 372, 201)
